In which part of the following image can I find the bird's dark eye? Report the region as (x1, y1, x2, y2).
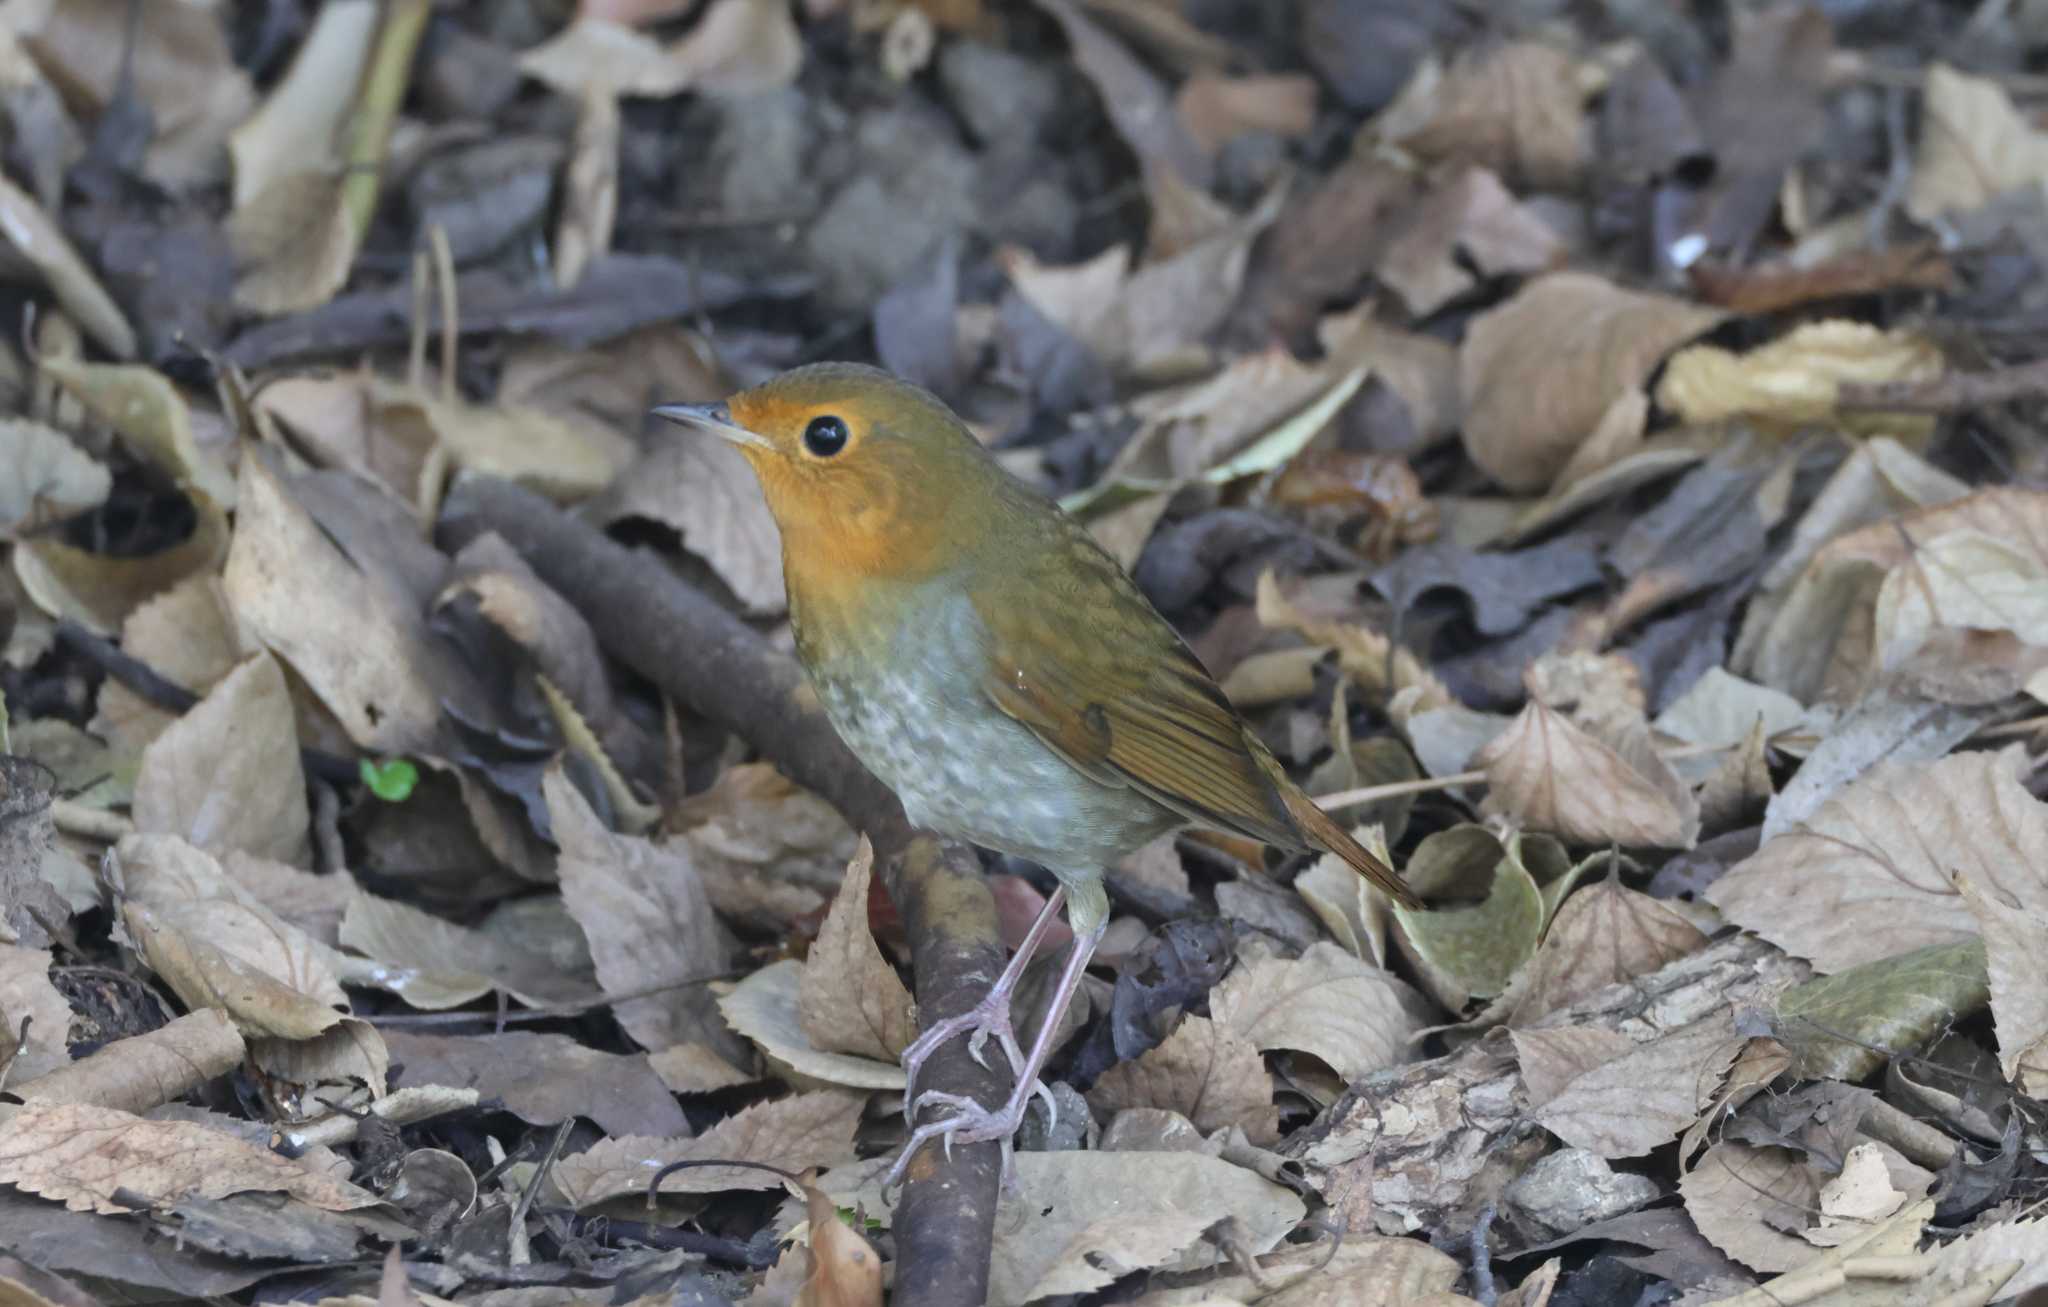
(803, 415, 849, 458)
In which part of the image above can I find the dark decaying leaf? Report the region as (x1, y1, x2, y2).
(1065, 917, 1233, 1088)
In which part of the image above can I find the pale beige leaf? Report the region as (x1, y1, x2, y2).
(1459, 272, 1723, 493)
(1477, 699, 1698, 848)
(0, 944, 72, 1081)
(1708, 748, 2048, 973)
(1875, 528, 2048, 673)
(718, 960, 905, 1090)
(1907, 63, 2048, 221)
(797, 838, 915, 1061)
(1803, 1142, 1905, 1247)
(547, 767, 735, 1052)
(1679, 1142, 1820, 1272)
(227, 0, 375, 209)
(555, 84, 619, 290)
(337, 887, 599, 1010)
(0, 1099, 380, 1215)
(371, 380, 636, 502)
(0, 173, 134, 358)
(133, 652, 308, 865)
(1652, 667, 1807, 754)
(11, 1008, 243, 1114)
(520, 0, 800, 99)
(37, 356, 235, 506)
(1655, 320, 1943, 432)
(1506, 881, 1709, 1024)
(1373, 42, 1588, 190)
(91, 575, 254, 760)
(1087, 1015, 1277, 1144)
(221, 457, 442, 753)
(0, 418, 107, 532)
(1209, 942, 1429, 1082)
(122, 901, 342, 1042)
(13, 488, 228, 635)
(1921, 1215, 2048, 1301)
(586, 436, 786, 616)
(1510, 1025, 1633, 1109)
(228, 169, 357, 316)
(1532, 1011, 1745, 1158)
(553, 1091, 861, 1206)
(1375, 166, 1564, 318)
(250, 1017, 390, 1100)
(677, 763, 860, 927)
(648, 1041, 754, 1094)
(1174, 72, 1316, 151)
(1956, 874, 2048, 1095)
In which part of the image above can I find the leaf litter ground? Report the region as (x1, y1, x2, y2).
(0, 1, 2045, 1305)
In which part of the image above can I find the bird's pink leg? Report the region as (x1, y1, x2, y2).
(899, 886, 1066, 1119)
(887, 920, 1104, 1190)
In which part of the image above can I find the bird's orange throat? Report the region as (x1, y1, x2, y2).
(738, 444, 956, 605)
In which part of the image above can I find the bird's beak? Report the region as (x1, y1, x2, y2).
(651, 401, 772, 451)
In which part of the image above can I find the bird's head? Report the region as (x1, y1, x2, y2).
(654, 363, 997, 586)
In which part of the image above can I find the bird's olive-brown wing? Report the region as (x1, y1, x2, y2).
(969, 565, 1304, 851)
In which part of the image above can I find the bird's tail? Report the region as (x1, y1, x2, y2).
(1282, 787, 1423, 909)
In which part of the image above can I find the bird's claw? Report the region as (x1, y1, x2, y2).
(899, 993, 1026, 1121)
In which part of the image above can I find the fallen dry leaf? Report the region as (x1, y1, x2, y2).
(221, 456, 446, 754)
(228, 169, 358, 317)
(13, 487, 229, 636)
(648, 1040, 755, 1094)
(720, 960, 906, 1091)
(553, 1091, 862, 1206)
(227, 0, 377, 210)
(0, 1099, 380, 1215)
(382, 1029, 687, 1139)
(1654, 320, 1943, 433)
(337, 887, 599, 1009)
(1501, 880, 1709, 1025)
(1477, 698, 1700, 849)
(1376, 166, 1565, 318)
(1173, 72, 1317, 151)
(1679, 1141, 1820, 1272)
(0, 173, 135, 358)
(0, 944, 73, 1082)
(1210, 942, 1430, 1082)
(1459, 273, 1724, 494)
(555, 85, 619, 290)
(132, 652, 309, 865)
(548, 766, 736, 1053)
(1804, 1141, 1907, 1248)
(0, 418, 107, 533)
(1373, 40, 1589, 191)
(587, 436, 787, 617)
(1532, 1011, 1745, 1159)
(520, 0, 802, 99)
(797, 838, 916, 1062)
(11, 1009, 244, 1115)
(1087, 1014, 1278, 1144)
(1708, 747, 2048, 974)
(1906, 62, 2048, 222)
(1954, 873, 2048, 1096)
(677, 763, 862, 928)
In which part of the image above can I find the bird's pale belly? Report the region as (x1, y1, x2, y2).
(811, 665, 1179, 878)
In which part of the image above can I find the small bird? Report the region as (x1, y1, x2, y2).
(655, 364, 1419, 1181)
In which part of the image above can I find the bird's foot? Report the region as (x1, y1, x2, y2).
(884, 1079, 1055, 1192)
(899, 988, 1029, 1119)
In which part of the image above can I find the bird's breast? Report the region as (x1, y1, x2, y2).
(796, 585, 1177, 875)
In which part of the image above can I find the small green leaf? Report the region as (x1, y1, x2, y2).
(359, 757, 419, 802)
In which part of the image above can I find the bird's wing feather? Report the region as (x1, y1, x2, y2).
(972, 573, 1304, 850)
(968, 530, 1421, 908)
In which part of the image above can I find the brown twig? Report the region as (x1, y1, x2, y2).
(1837, 357, 2048, 413)
(438, 476, 1006, 1307)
